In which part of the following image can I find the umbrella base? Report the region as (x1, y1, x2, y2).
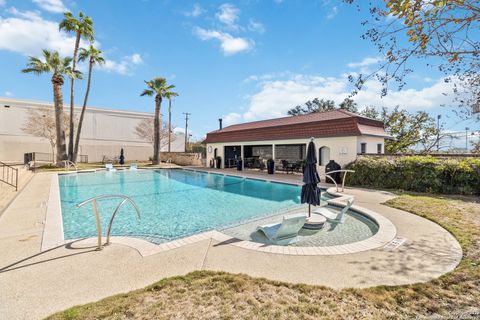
(302, 214, 326, 230)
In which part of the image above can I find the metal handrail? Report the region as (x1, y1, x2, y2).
(0, 161, 18, 191)
(76, 194, 141, 250)
(318, 173, 339, 190)
(321, 169, 355, 192)
(63, 160, 78, 172)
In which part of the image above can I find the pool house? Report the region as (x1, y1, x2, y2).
(204, 109, 390, 173)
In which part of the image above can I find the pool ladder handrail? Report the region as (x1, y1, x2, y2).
(63, 160, 78, 172)
(319, 169, 355, 192)
(76, 194, 141, 250)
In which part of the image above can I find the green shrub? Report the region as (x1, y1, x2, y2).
(345, 156, 480, 195)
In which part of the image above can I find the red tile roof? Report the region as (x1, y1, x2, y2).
(204, 109, 389, 144)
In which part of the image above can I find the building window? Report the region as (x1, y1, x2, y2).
(360, 143, 367, 154)
(377, 143, 382, 154)
(319, 146, 330, 166)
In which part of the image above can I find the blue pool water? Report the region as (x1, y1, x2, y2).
(59, 169, 304, 241)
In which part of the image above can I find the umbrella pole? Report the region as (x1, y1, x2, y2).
(308, 204, 311, 218)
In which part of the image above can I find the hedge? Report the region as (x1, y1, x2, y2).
(345, 156, 480, 195)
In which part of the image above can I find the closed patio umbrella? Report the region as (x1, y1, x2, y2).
(301, 138, 321, 217)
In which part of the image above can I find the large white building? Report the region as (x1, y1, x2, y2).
(0, 97, 185, 162)
(204, 109, 390, 173)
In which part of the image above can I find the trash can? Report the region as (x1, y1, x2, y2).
(236, 159, 243, 171)
(267, 159, 275, 174)
(325, 160, 342, 184)
(215, 156, 222, 169)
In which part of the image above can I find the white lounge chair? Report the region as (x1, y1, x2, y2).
(129, 163, 138, 170)
(105, 163, 116, 172)
(256, 213, 307, 245)
(314, 197, 354, 224)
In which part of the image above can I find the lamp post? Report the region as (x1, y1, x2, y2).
(465, 127, 470, 152)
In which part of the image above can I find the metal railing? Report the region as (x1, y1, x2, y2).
(321, 169, 355, 192)
(0, 161, 18, 191)
(23, 152, 89, 168)
(77, 154, 88, 163)
(76, 195, 141, 250)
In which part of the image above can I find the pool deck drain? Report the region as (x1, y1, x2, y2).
(0, 170, 463, 320)
(384, 237, 407, 251)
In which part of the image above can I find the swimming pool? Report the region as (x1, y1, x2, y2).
(59, 169, 305, 242)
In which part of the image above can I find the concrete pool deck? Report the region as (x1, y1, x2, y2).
(0, 170, 462, 320)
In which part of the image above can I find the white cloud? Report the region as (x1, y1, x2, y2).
(223, 112, 242, 126)
(234, 72, 456, 123)
(216, 3, 240, 29)
(0, 9, 84, 56)
(173, 127, 185, 134)
(248, 18, 265, 34)
(4, 91, 13, 96)
(100, 53, 143, 75)
(130, 53, 143, 64)
(326, 6, 338, 19)
(347, 57, 382, 69)
(185, 3, 204, 17)
(0, 0, 6, 7)
(32, 0, 68, 13)
(194, 27, 252, 55)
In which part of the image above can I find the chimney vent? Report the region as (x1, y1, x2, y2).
(218, 118, 223, 130)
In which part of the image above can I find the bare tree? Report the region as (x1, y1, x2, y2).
(134, 117, 175, 150)
(472, 140, 480, 154)
(22, 108, 74, 162)
(345, 0, 480, 120)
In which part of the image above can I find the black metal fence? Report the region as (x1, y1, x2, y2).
(358, 153, 479, 159)
(23, 152, 89, 165)
(0, 161, 18, 191)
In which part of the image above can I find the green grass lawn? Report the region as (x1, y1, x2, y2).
(47, 194, 480, 320)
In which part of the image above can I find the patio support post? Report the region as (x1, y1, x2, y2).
(272, 144, 276, 160)
(241, 145, 244, 170)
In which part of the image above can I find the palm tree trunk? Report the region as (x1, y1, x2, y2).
(168, 98, 171, 153)
(52, 76, 68, 166)
(153, 95, 161, 165)
(68, 31, 81, 161)
(73, 59, 93, 163)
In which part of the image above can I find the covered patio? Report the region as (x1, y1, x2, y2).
(222, 143, 307, 172)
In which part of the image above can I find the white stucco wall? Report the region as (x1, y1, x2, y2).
(356, 136, 385, 154)
(206, 135, 370, 173)
(0, 98, 185, 162)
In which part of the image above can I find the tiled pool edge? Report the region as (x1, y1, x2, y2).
(42, 170, 397, 256)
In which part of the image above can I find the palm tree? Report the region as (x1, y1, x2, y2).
(22, 50, 82, 166)
(72, 44, 104, 162)
(59, 11, 94, 161)
(140, 78, 177, 165)
(164, 91, 179, 152)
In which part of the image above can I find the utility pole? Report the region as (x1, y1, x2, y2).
(168, 98, 172, 153)
(182, 112, 191, 152)
(436, 114, 441, 152)
(465, 127, 469, 152)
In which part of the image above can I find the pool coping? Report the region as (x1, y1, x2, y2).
(42, 169, 397, 256)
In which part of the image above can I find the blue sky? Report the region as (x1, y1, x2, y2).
(0, 0, 478, 146)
